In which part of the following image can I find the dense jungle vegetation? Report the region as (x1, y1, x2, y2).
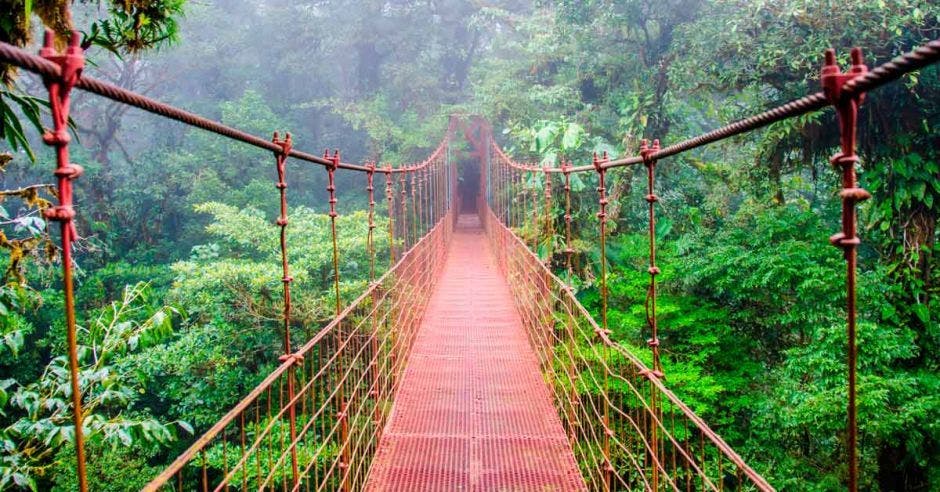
(0, 1, 937, 490)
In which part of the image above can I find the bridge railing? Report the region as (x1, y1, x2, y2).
(473, 39, 940, 491)
(0, 34, 464, 492)
(143, 206, 454, 491)
(1, 26, 938, 491)
(482, 205, 772, 491)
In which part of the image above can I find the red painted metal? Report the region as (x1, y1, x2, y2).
(822, 47, 869, 492)
(640, 138, 664, 379)
(3, 39, 938, 175)
(562, 161, 574, 276)
(366, 215, 586, 491)
(143, 131, 455, 491)
(272, 131, 300, 485)
(325, 149, 342, 316)
(489, 138, 774, 492)
(38, 29, 88, 492)
(0, 31, 932, 488)
(367, 161, 377, 281)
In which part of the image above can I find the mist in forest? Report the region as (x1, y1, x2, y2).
(0, 1, 937, 490)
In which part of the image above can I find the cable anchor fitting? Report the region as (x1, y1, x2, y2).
(640, 139, 661, 203)
(324, 149, 340, 218)
(822, 48, 871, 254)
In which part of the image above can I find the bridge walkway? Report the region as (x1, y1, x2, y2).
(366, 214, 585, 491)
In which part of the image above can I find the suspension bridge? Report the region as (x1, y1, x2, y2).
(1, 31, 938, 491)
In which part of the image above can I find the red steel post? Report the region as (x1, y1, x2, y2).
(822, 47, 869, 492)
(39, 29, 87, 492)
(640, 138, 663, 491)
(640, 138, 664, 379)
(272, 131, 300, 485)
(593, 152, 614, 492)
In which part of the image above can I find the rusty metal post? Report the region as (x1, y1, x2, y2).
(366, 163, 383, 435)
(527, 171, 537, 250)
(640, 138, 664, 491)
(385, 167, 396, 265)
(515, 168, 522, 231)
(424, 165, 431, 232)
(416, 166, 424, 238)
(325, 150, 342, 316)
(323, 149, 350, 492)
(399, 171, 408, 251)
(521, 170, 529, 243)
(593, 152, 614, 492)
(367, 162, 377, 282)
(640, 139, 665, 378)
(272, 132, 300, 485)
(560, 161, 579, 444)
(822, 47, 869, 492)
(411, 170, 418, 245)
(543, 166, 553, 264)
(563, 163, 574, 278)
(39, 30, 87, 492)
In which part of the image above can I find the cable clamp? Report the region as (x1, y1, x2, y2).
(43, 205, 76, 222)
(53, 164, 84, 179)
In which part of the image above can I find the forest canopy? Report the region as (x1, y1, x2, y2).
(0, 1, 937, 490)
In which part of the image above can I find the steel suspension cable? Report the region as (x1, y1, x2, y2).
(1, 38, 936, 176)
(485, 40, 940, 175)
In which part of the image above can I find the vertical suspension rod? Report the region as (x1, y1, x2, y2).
(822, 47, 869, 492)
(39, 30, 87, 492)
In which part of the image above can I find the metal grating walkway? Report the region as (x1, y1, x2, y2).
(366, 214, 586, 491)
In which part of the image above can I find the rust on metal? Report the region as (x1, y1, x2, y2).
(640, 138, 664, 379)
(822, 47, 869, 492)
(1, 28, 931, 485)
(325, 149, 342, 315)
(272, 130, 300, 485)
(38, 29, 88, 492)
(366, 215, 586, 491)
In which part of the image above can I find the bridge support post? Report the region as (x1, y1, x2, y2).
(272, 132, 300, 486)
(39, 30, 88, 492)
(592, 152, 615, 492)
(640, 138, 665, 491)
(324, 151, 352, 491)
(366, 164, 384, 436)
(822, 47, 869, 492)
(560, 162, 580, 445)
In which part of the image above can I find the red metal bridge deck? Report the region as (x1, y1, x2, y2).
(366, 215, 586, 491)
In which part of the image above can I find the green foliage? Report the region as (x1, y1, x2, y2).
(0, 283, 184, 490)
(0, 0, 936, 488)
(83, 0, 186, 55)
(676, 202, 937, 487)
(122, 203, 385, 429)
(0, 91, 49, 162)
